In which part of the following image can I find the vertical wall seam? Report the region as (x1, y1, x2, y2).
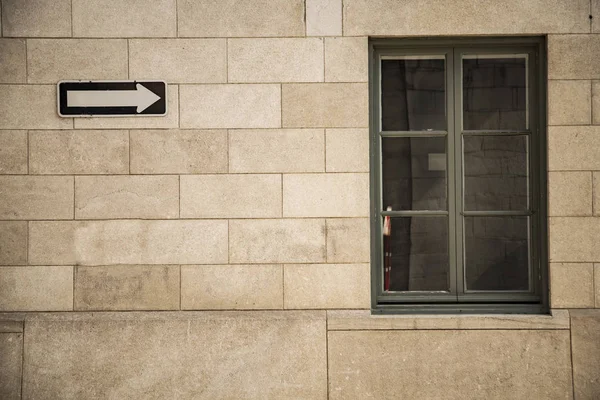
(70, 0, 74, 37)
(26, 130, 29, 175)
(569, 317, 576, 399)
(325, 314, 330, 400)
(175, 0, 179, 38)
(341, 0, 345, 36)
(26, 221, 30, 266)
(590, 0, 593, 33)
(592, 171, 595, 215)
(178, 174, 181, 218)
(20, 320, 25, 399)
(128, 129, 131, 174)
(227, 219, 230, 264)
(280, 84, 283, 128)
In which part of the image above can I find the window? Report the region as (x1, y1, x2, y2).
(369, 38, 547, 314)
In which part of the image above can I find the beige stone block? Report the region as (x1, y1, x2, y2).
(229, 38, 324, 83)
(2, 0, 71, 37)
(570, 310, 600, 399)
(180, 85, 280, 129)
(548, 171, 592, 216)
(344, 0, 588, 36)
(548, 126, 600, 171)
(324, 37, 368, 82)
(181, 264, 283, 310)
(0, 39, 25, 83)
(550, 263, 594, 308)
(592, 80, 600, 125)
(549, 35, 600, 79)
(306, 0, 342, 36)
(130, 129, 227, 174)
(282, 83, 368, 128)
(229, 219, 326, 264)
(178, 0, 304, 37)
(549, 217, 600, 262)
(181, 174, 281, 218)
(548, 80, 591, 125)
(74, 265, 179, 311)
(596, 264, 600, 307)
(29, 220, 228, 265)
(0, 176, 74, 220)
(283, 173, 369, 217)
(29, 130, 128, 175)
(23, 311, 326, 399)
(229, 129, 324, 173)
(0, 222, 26, 266)
(130, 39, 226, 84)
(284, 263, 370, 309)
(74, 86, 178, 129)
(72, 0, 176, 37)
(326, 218, 369, 263)
(0, 130, 27, 174)
(328, 330, 572, 400)
(0, 266, 73, 311)
(0, 322, 23, 333)
(75, 176, 179, 219)
(0, 86, 72, 130)
(0, 333, 22, 400)
(326, 128, 369, 172)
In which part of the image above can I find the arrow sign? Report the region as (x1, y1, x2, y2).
(57, 81, 167, 117)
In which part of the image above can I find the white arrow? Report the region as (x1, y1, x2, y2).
(66, 83, 161, 113)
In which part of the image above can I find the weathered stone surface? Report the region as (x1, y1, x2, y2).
(549, 35, 600, 79)
(74, 265, 180, 311)
(22, 311, 327, 399)
(550, 263, 594, 308)
(570, 310, 600, 399)
(130, 129, 227, 174)
(596, 264, 600, 307)
(0, 321, 22, 333)
(130, 39, 226, 84)
(0, 333, 22, 400)
(228, 38, 324, 83)
(328, 330, 573, 400)
(325, 129, 369, 172)
(75, 176, 179, 219)
(324, 37, 368, 82)
(0, 39, 25, 83)
(306, 0, 342, 36)
(229, 219, 326, 264)
(549, 217, 600, 262)
(72, 0, 176, 37)
(548, 171, 592, 216)
(0, 266, 73, 311)
(2, 0, 71, 37)
(29, 220, 228, 265)
(0, 130, 27, 174)
(0, 176, 74, 220)
(178, 0, 305, 37)
(548, 126, 600, 171)
(0, 86, 72, 130)
(548, 80, 591, 125)
(229, 129, 325, 173)
(326, 218, 369, 263)
(30, 130, 129, 174)
(181, 265, 283, 310)
(27, 39, 128, 84)
(344, 0, 589, 36)
(284, 263, 370, 309)
(0, 221, 27, 265)
(592, 80, 600, 125)
(181, 174, 281, 218)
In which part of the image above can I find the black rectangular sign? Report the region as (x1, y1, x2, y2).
(57, 81, 167, 117)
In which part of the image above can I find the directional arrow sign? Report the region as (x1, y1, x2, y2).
(57, 81, 167, 117)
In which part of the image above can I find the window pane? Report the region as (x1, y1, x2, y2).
(464, 216, 529, 291)
(382, 137, 447, 211)
(384, 216, 449, 292)
(463, 55, 528, 131)
(381, 57, 446, 131)
(463, 135, 528, 211)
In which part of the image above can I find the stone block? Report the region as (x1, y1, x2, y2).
(306, 0, 342, 36)
(326, 218, 369, 263)
(180, 174, 281, 218)
(130, 129, 227, 174)
(0, 322, 23, 333)
(0, 39, 25, 83)
(0, 266, 73, 311)
(229, 129, 325, 173)
(130, 39, 226, 84)
(548, 171, 592, 216)
(550, 263, 594, 308)
(228, 38, 324, 83)
(229, 219, 326, 263)
(0, 130, 27, 174)
(29, 130, 128, 174)
(72, 0, 176, 37)
(282, 83, 368, 128)
(324, 37, 368, 82)
(549, 34, 600, 79)
(75, 176, 179, 219)
(0, 222, 27, 265)
(181, 264, 283, 310)
(0, 333, 22, 400)
(0, 176, 74, 220)
(29, 220, 228, 265)
(74, 265, 180, 311)
(548, 126, 600, 170)
(284, 263, 370, 309)
(283, 173, 369, 217)
(178, 0, 304, 37)
(325, 128, 369, 172)
(548, 80, 591, 125)
(570, 310, 600, 399)
(180, 84, 280, 129)
(0, 86, 72, 130)
(2, 0, 71, 37)
(549, 217, 600, 262)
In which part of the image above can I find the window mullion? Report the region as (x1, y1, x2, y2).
(452, 47, 465, 299)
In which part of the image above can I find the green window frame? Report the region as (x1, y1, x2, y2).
(369, 37, 548, 314)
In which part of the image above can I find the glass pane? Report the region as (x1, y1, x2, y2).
(382, 137, 447, 211)
(463, 55, 528, 131)
(463, 135, 528, 211)
(384, 216, 449, 292)
(381, 56, 446, 131)
(464, 216, 529, 291)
